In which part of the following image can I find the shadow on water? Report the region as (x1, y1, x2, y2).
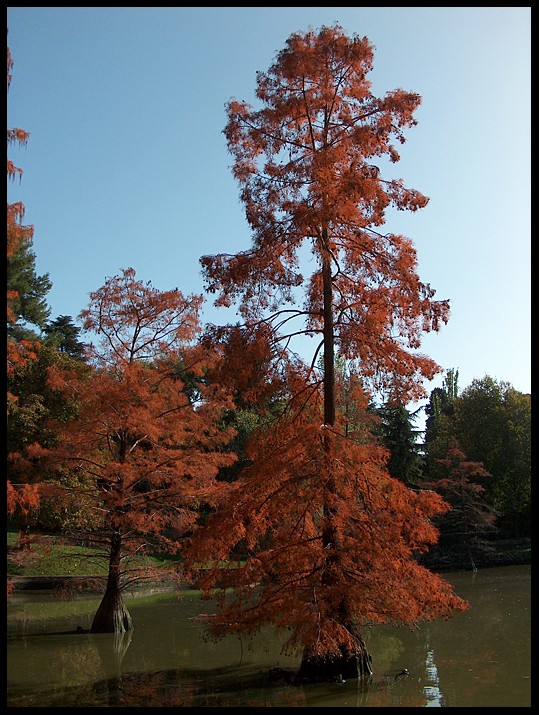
(8, 659, 418, 708)
(6, 622, 426, 708)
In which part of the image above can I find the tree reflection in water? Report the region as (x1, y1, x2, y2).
(424, 648, 445, 706)
(95, 630, 133, 707)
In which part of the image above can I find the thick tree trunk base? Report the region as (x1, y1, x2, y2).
(298, 642, 373, 682)
(91, 587, 133, 634)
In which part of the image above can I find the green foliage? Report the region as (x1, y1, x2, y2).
(454, 378, 530, 536)
(6, 532, 165, 577)
(424, 368, 459, 449)
(7, 344, 89, 454)
(217, 407, 276, 483)
(8, 345, 94, 531)
(7, 242, 52, 337)
(34, 470, 103, 533)
(375, 403, 424, 486)
(43, 315, 86, 360)
(424, 374, 530, 538)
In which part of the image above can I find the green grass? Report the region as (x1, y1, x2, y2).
(7, 531, 244, 580)
(7, 531, 171, 577)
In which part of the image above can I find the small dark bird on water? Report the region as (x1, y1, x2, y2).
(395, 668, 409, 679)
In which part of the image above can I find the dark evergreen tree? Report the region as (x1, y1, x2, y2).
(424, 368, 458, 439)
(43, 315, 86, 360)
(7, 242, 52, 340)
(376, 403, 424, 485)
(423, 368, 459, 476)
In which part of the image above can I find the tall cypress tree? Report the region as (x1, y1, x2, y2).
(376, 403, 424, 485)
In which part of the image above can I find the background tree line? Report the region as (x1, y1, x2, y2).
(10, 326, 530, 542)
(377, 368, 530, 569)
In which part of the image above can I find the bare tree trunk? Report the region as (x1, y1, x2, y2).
(91, 531, 133, 633)
(321, 234, 335, 427)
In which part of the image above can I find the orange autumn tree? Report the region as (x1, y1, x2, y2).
(187, 24, 468, 681)
(30, 268, 235, 633)
(7, 46, 33, 273)
(426, 438, 497, 571)
(7, 42, 41, 522)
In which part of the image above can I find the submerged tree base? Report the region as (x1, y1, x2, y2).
(297, 642, 373, 682)
(91, 587, 133, 634)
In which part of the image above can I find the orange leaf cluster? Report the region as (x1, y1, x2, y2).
(190, 25, 467, 664)
(201, 24, 448, 404)
(32, 269, 237, 558)
(7, 480, 41, 517)
(7, 44, 39, 383)
(7, 47, 33, 259)
(187, 386, 468, 657)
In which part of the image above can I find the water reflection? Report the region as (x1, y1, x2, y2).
(424, 648, 444, 707)
(7, 565, 530, 707)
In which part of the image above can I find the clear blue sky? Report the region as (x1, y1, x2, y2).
(7, 7, 531, 408)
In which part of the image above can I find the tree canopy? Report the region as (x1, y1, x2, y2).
(23, 268, 236, 632)
(189, 24, 467, 681)
(425, 374, 530, 538)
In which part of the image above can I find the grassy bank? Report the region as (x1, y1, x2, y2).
(7, 531, 172, 578)
(8, 530, 530, 582)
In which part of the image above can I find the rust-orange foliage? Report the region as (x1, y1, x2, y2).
(426, 438, 497, 542)
(188, 377, 468, 659)
(201, 322, 295, 409)
(190, 24, 467, 674)
(7, 43, 41, 521)
(30, 268, 236, 571)
(7, 43, 38, 382)
(202, 24, 449, 403)
(7, 46, 34, 263)
(7, 480, 40, 517)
